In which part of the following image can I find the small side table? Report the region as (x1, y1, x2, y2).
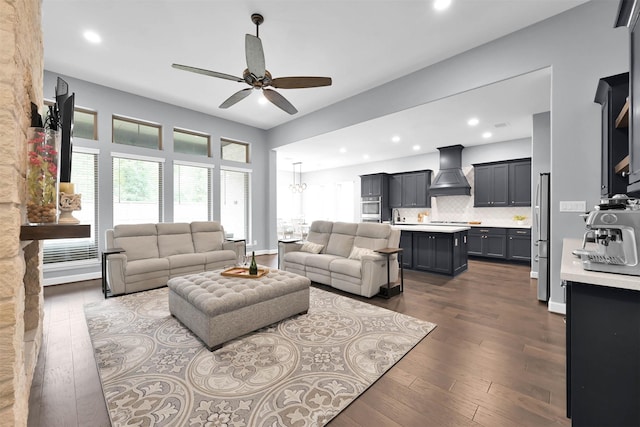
(102, 247, 125, 298)
(375, 247, 404, 299)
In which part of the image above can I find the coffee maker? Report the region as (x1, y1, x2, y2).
(581, 198, 640, 275)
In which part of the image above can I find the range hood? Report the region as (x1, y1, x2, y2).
(429, 144, 471, 196)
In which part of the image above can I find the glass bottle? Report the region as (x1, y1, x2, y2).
(249, 251, 258, 275)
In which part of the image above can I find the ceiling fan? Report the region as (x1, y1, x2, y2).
(172, 13, 332, 115)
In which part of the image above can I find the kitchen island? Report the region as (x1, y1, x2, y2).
(561, 238, 640, 426)
(393, 224, 469, 276)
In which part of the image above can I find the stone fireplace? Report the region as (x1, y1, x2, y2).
(0, 0, 45, 425)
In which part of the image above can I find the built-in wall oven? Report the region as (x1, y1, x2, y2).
(361, 196, 382, 222)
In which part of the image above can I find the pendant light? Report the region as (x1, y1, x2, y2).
(289, 162, 307, 193)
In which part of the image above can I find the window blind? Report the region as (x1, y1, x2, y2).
(220, 168, 250, 240)
(174, 163, 212, 222)
(112, 155, 164, 225)
(43, 149, 99, 264)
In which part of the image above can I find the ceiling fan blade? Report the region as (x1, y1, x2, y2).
(245, 34, 266, 79)
(219, 88, 253, 109)
(263, 88, 298, 115)
(271, 76, 333, 89)
(172, 63, 243, 82)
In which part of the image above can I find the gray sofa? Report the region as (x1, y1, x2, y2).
(278, 220, 401, 298)
(105, 221, 244, 296)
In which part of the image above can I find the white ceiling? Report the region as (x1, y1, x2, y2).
(42, 0, 584, 170)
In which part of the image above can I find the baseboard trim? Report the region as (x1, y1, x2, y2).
(44, 271, 101, 286)
(548, 301, 566, 315)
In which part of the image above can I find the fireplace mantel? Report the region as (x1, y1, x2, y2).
(20, 224, 90, 240)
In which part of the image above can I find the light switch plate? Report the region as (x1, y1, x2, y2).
(559, 201, 586, 212)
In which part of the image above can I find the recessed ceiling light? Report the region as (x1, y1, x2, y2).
(83, 30, 102, 44)
(363, 154, 370, 160)
(412, 145, 421, 151)
(433, 0, 452, 11)
(482, 132, 492, 139)
(339, 147, 347, 154)
(467, 117, 479, 126)
(391, 135, 401, 143)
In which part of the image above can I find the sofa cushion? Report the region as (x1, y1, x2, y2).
(191, 221, 226, 252)
(167, 253, 206, 269)
(305, 253, 342, 270)
(354, 222, 393, 250)
(330, 258, 362, 278)
(300, 241, 324, 254)
(125, 257, 170, 277)
(348, 246, 376, 260)
(306, 220, 333, 252)
(113, 223, 159, 261)
(157, 223, 195, 257)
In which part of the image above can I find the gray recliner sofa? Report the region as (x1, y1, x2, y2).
(278, 220, 401, 298)
(105, 221, 243, 296)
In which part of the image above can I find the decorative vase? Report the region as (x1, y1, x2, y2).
(26, 127, 60, 224)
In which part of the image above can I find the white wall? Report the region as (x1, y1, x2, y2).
(266, 1, 627, 313)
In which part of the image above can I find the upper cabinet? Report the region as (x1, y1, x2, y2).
(594, 73, 629, 197)
(509, 159, 532, 206)
(473, 163, 509, 207)
(360, 173, 388, 197)
(474, 159, 531, 207)
(389, 170, 432, 208)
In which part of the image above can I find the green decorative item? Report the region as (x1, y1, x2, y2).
(249, 251, 258, 275)
(26, 127, 60, 224)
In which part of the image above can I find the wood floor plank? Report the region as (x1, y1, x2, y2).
(27, 256, 570, 427)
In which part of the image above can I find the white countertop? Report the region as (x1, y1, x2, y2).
(560, 238, 640, 292)
(390, 221, 531, 230)
(392, 224, 470, 233)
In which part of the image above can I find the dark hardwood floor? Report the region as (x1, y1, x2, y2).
(28, 256, 569, 427)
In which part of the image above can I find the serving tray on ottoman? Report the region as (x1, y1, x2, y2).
(167, 268, 310, 350)
(220, 266, 269, 278)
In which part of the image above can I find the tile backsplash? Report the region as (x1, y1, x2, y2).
(394, 166, 533, 227)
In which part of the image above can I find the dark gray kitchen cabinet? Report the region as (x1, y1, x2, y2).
(400, 230, 467, 275)
(507, 228, 531, 261)
(566, 280, 640, 425)
(508, 160, 532, 206)
(467, 227, 507, 259)
(389, 170, 432, 208)
(360, 173, 388, 197)
(399, 231, 413, 269)
(414, 232, 453, 274)
(474, 159, 531, 207)
(595, 73, 629, 197)
(473, 163, 509, 207)
(389, 174, 402, 208)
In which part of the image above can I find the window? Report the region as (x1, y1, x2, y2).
(221, 139, 249, 163)
(74, 107, 97, 140)
(43, 148, 99, 264)
(43, 100, 97, 140)
(174, 128, 210, 157)
(112, 154, 164, 225)
(112, 115, 162, 150)
(174, 162, 212, 222)
(220, 168, 250, 240)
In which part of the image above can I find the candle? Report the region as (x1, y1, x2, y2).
(59, 182, 75, 194)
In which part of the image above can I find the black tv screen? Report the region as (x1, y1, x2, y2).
(55, 77, 74, 183)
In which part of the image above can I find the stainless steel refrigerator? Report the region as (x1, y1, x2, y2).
(535, 173, 550, 301)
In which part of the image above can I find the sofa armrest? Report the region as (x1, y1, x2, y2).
(360, 254, 399, 298)
(106, 253, 127, 296)
(278, 241, 303, 268)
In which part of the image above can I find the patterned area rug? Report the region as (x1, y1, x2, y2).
(84, 286, 436, 426)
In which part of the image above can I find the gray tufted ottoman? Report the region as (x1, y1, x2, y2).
(167, 268, 310, 350)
